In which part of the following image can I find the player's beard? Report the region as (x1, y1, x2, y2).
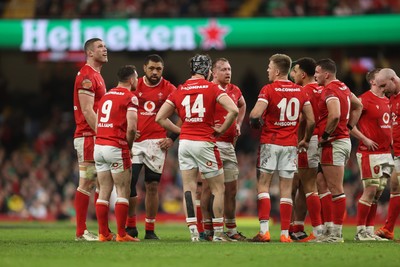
(146, 75, 161, 85)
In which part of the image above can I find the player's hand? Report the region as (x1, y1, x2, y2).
(298, 139, 309, 152)
(236, 124, 242, 137)
(249, 118, 262, 129)
(158, 138, 174, 150)
(212, 124, 224, 138)
(318, 137, 329, 147)
(362, 137, 379, 151)
(135, 130, 141, 140)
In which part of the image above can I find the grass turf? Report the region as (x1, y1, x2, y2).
(0, 219, 399, 267)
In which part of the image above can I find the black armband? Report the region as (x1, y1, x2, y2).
(249, 118, 261, 129)
(347, 124, 353, 131)
(322, 131, 330, 140)
(167, 132, 179, 141)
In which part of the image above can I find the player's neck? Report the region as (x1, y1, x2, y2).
(370, 86, 384, 97)
(86, 60, 102, 73)
(213, 80, 228, 88)
(116, 82, 131, 91)
(303, 77, 316, 86)
(274, 76, 289, 82)
(324, 77, 337, 86)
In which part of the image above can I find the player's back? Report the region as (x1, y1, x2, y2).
(168, 78, 225, 142)
(259, 80, 309, 146)
(73, 64, 106, 138)
(318, 80, 351, 140)
(96, 87, 137, 149)
(135, 77, 176, 141)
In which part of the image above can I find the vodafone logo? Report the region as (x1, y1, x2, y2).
(144, 101, 156, 112)
(382, 112, 390, 124)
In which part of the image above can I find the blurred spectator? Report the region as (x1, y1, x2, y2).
(29, 0, 400, 18)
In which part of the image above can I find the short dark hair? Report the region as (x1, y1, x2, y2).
(366, 68, 382, 85)
(84, 38, 102, 53)
(144, 54, 164, 65)
(117, 65, 137, 82)
(316, 58, 336, 74)
(295, 57, 316, 76)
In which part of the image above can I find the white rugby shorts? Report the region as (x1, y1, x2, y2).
(131, 139, 167, 174)
(94, 145, 131, 173)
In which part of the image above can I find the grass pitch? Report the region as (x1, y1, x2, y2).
(0, 219, 399, 267)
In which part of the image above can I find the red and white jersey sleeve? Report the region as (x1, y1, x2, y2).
(214, 84, 243, 144)
(390, 93, 400, 156)
(167, 78, 226, 142)
(73, 64, 106, 138)
(258, 80, 310, 146)
(135, 77, 176, 142)
(95, 87, 138, 150)
(303, 82, 323, 135)
(317, 80, 351, 141)
(357, 90, 391, 153)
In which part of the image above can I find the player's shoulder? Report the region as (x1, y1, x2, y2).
(78, 64, 96, 76)
(160, 78, 177, 89)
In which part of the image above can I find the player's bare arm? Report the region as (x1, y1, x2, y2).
(319, 98, 340, 145)
(158, 115, 183, 150)
(213, 94, 239, 137)
(155, 102, 181, 134)
(236, 96, 247, 136)
(298, 103, 315, 150)
(249, 100, 268, 128)
(349, 125, 378, 151)
(348, 93, 363, 130)
(79, 92, 97, 131)
(126, 110, 138, 150)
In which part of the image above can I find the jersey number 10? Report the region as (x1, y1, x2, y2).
(277, 97, 300, 121)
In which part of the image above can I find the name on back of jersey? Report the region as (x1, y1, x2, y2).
(274, 121, 297, 126)
(185, 117, 203, 122)
(274, 87, 301, 92)
(98, 122, 113, 128)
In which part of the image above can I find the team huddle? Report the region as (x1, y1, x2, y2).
(72, 38, 400, 243)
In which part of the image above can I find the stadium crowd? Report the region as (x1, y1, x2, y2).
(0, 0, 396, 19)
(35, 0, 400, 18)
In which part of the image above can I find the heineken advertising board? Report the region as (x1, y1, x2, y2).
(0, 15, 399, 51)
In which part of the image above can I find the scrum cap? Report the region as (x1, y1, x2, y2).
(190, 54, 212, 77)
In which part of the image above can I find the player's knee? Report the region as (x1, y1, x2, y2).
(378, 177, 388, 191)
(390, 177, 400, 193)
(145, 181, 159, 195)
(223, 169, 238, 183)
(79, 164, 96, 180)
(362, 178, 380, 189)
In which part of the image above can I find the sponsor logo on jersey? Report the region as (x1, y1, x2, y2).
(141, 101, 156, 115)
